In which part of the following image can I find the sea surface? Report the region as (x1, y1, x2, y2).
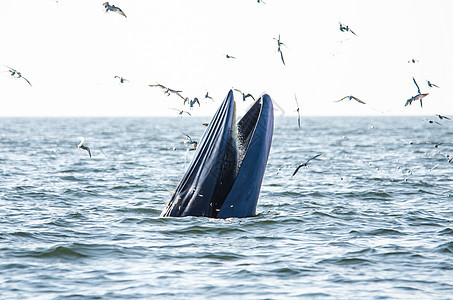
(1, 116, 452, 299)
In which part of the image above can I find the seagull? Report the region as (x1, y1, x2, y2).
(405, 77, 429, 108)
(103, 2, 127, 18)
(233, 89, 255, 102)
(170, 108, 191, 117)
(6, 66, 32, 86)
(184, 97, 200, 108)
(76, 137, 91, 158)
(434, 143, 443, 148)
(408, 58, 419, 63)
(436, 114, 450, 120)
(149, 83, 183, 98)
(292, 154, 323, 177)
(427, 80, 439, 88)
(226, 54, 236, 59)
(294, 94, 301, 128)
(181, 132, 198, 150)
(273, 34, 286, 65)
(204, 92, 214, 101)
(257, 0, 266, 4)
(114, 76, 128, 84)
(339, 22, 356, 36)
(335, 95, 366, 104)
(426, 119, 443, 126)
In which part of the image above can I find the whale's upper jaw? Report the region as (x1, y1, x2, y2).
(161, 90, 274, 218)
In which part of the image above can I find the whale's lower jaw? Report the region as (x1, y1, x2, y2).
(161, 90, 274, 218)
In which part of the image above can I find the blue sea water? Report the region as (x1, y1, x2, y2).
(0, 116, 452, 299)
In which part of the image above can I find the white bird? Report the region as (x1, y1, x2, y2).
(169, 108, 191, 117)
(76, 137, 91, 158)
(103, 2, 127, 18)
(114, 76, 129, 84)
(335, 95, 366, 104)
(6, 66, 32, 86)
(294, 94, 301, 128)
(405, 77, 429, 108)
(181, 132, 198, 150)
(339, 22, 356, 35)
(292, 154, 323, 177)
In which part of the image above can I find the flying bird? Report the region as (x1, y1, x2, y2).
(114, 76, 128, 84)
(76, 137, 91, 158)
(103, 2, 127, 18)
(426, 119, 443, 126)
(294, 94, 301, 128)
(185, 97, 200, 108)
(436, 114, 450, 120)
(405, 77, 429, 108)
(170, 108, 191, 117)
(257, 0, 266, 3)
(273, 34, 287, 65)
(204, 92, 214, 101)
(427, 80, 439, 88)
(226, 54, 236, 59)
(339, 22, 356, 36)
(233, 89, 255, 102)
(408, 58, 419, 64)
(149, 83, 183, 98)
(6, 66, 32, 86)
(335, 95, 366, 104)
(292, 154, 323, 177)
(181, 132, 198, 150)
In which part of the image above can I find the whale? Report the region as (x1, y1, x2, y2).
(161, 90, 274, 218)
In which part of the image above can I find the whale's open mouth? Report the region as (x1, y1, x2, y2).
(161, 90, 274, 218)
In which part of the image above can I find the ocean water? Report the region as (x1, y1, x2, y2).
(1, 116, 452, 299)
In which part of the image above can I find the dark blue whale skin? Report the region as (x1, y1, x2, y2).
(161, 90, 274, 218)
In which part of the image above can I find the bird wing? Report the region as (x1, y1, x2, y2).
(291, 164, 303, 177)
(279, 50, 286, 65)
(190, 97, 201, 106)
(351, 96, 365, 104)
(149, 83, 167, 90)
(349, 29, 357, 36)
(184, 111, 192, 116)
(305, 153, 323, 164)
(233, 88, 242, 94)
(168, 88, 182, 94)
(245, 94, 255, 100)
(181, 132, 192, 141)
(85, 147, 92, 158)
(404, 97, 413, 107)
(21, 76, 32, 86)
(113, 6, 127, 17)
(413, 77, 421, 94)
(5, 65, 16, 72)
(334, 96, 348, 102)
(174, 92, 185, 100)
(294, 94, 299, 107)
(297, 111, 300, 128)
(77, 137, 85, 147)
(294, 95, 301, 128)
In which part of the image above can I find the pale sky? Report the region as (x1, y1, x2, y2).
(1, 0, 452, 117)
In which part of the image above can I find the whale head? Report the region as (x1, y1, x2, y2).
(161, 90, 274, 218)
